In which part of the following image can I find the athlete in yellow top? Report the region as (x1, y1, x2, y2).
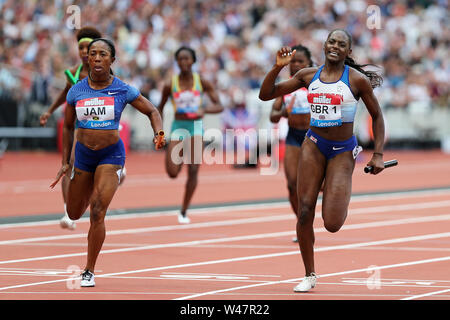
(158, 46, 223, 224)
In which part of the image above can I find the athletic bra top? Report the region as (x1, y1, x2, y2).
(66, 77, 140, 130)
(307, 65, 359, 127)
(171, 72, 203, 115)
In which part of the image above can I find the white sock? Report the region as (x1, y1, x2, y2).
(63, 204, 72, 220)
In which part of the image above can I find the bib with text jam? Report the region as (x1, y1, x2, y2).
(76, 97, 115, 129)
(66, 77, 140, 130)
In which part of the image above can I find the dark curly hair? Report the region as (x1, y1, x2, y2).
(291, 44, 314, 67)
(76, 26, 102, 42)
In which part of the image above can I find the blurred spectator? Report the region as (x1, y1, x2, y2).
(0, 0, 448, 141)
(222, 87, 258, 168)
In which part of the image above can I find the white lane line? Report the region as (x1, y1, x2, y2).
(0, 170, 284, 194)
(2, 187, 450, 229)
(175, 254, 450, 300)
(401, 288, 450, 300)
(0, 214, 294, 245)
(2, 198, 450, 245)
(1, 231, 450, 292)
(1, 213, 450, 265)
(3, 291, 443, 298)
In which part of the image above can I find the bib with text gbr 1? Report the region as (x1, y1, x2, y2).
(308, 93, 344, 127)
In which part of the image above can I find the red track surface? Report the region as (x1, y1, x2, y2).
(1, 149, 450, 303)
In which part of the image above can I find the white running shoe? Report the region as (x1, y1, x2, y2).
(178, 212, 190, 224)
(294, 273, 317, 292)
(59, 214, 76, 230)
(80, 270, 95, 287)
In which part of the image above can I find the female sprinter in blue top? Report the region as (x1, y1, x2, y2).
(40, 26, 102, 231)
(259, 29, 385, 292)
(157, 46, 223, 224)
(51, 38, 165, 287)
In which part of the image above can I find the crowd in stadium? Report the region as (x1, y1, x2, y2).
(0, 0, 448, 129)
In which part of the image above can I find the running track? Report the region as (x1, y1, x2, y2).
(1, 149, 450, 305)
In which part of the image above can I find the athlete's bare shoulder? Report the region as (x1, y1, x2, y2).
(293, 66, 319, 87)
(348, 66, 372, 94)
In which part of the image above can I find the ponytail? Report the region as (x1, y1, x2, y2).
(344, 56, 383, 88)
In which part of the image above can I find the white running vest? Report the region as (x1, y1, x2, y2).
(307, 65, 358, 127)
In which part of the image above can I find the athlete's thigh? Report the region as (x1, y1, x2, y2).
(91, 164, 121, 212)
(166, 139, 184, 171)
(284, 144, 301, 186)
(297, 139, 326, 205)
(67, 167, 94, 215)
(322, 151, 355, 223)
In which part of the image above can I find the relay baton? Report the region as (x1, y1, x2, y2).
(364, 159, 398, 173)
(64, 69, 77, 85)
(155, 130, 165, 150)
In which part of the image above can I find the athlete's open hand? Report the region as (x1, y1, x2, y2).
(276, 47, 296, 68)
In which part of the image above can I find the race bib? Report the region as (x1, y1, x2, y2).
(76, 97, 115, 128)
(308, 93, 343, 127)
(174, 90, 201, 114)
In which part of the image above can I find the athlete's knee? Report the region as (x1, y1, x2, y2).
(298, 202, 314, 226)
(324, 221, 342, 233)
(167, 170, 179, 179)
(323, 214, 346, 233)
(287, 180, 297, 195)
(166, 164, 181, 179)
(89, 199, 106, 224)
(66, 206, 83, 221)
